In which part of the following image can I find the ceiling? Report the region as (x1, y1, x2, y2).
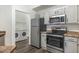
(13, 5, 54, 13)
(33, 5, 54, 11)
(13, 5, 40, 13)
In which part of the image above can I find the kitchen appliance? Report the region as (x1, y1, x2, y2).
(15, 30, 22, 42)
(21, 30, 27, 40)
(47, 27, 67, 53)
(31, 14, 46, 48)
(49, 14, 66, 25)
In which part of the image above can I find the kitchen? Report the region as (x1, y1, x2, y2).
(0, 5, 79, 53)
(31, 5, 79, 53)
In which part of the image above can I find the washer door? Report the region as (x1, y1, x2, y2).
(15, 33, 18, 38)
(22, 32, 26, 36)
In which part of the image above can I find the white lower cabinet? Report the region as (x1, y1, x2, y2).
(64, 37, 77, 53)
(77, 39, 79, 53)
(41, 33, 47, 50)
(78, 45, 79, 53)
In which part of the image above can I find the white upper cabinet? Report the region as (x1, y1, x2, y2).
(49, 7, 65, 17)
(38, 11, 49, 24)
(64, 6, 77, 23)
(49, 9, 55, 16)
(44, 12, 49, 24)
(77, 5, 79, 23)
(54, 7, 65, 15)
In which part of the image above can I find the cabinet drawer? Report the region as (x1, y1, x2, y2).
(41, 33, 47, 50)
(65, 37, 77, 42)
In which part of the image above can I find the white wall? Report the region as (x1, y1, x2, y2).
(0, 5, 13, 46)
(12, 6, 16, 46)
(25, 14, 31, 44)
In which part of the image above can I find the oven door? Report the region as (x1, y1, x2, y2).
(47, 35, 64, 49)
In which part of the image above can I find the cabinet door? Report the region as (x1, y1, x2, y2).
(49, 9, 56, 16)
(64, 41, 77, 53)
(65, 6, 77, 23)
(49, 7, 65, 17)
(44, 12, 49, 24)
(78, 45, 79, 53)
(77, 5, 79, 23)
(41, 33, 47, 50)
(64, 37, 77, 53)
(77, 38, 79, 53)
(54, 7, 65, 15)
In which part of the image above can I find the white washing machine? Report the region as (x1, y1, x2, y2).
(21, 30, 27, 40)
(15, 30, 21, 42)
(15, 30, 27, 42)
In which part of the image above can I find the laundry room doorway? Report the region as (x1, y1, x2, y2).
(15, 10, 31, 52)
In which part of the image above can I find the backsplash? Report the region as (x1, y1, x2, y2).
(47, 24, 79, 32)
(67, 24, 79, 32)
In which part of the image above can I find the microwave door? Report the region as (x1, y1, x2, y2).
(49, 15, 66, 24)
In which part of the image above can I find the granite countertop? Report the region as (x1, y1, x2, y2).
(64, 31, 79, 38)
(0, 31, 6, 37)
(0, 46, 16, 53)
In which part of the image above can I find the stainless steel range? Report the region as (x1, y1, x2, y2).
(47, 28, 67, 53)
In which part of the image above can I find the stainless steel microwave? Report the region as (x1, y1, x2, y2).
(49, 14, 66, 25)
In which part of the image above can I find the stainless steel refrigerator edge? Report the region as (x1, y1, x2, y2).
(31, 18, 40, 48)
(31, 14, 46, 48)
